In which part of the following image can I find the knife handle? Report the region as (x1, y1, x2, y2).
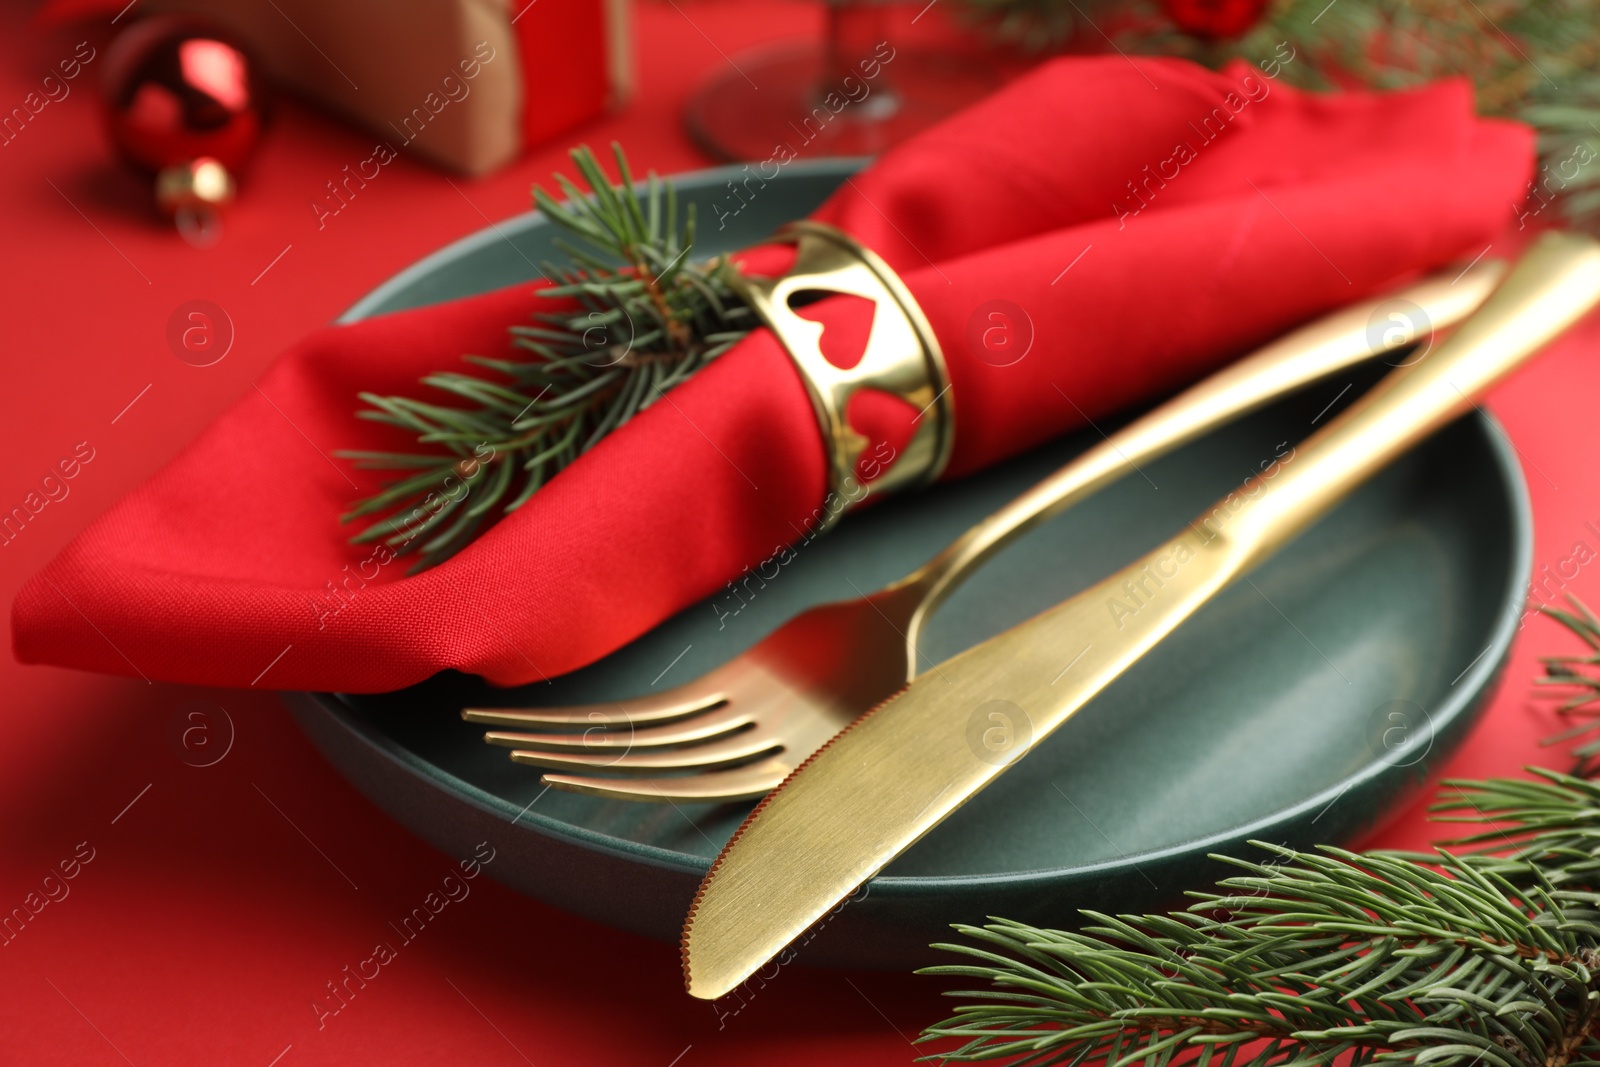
(896, 258, 1505, 632)
(1225, 232, 1600, 571)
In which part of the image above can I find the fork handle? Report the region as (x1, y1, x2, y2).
(893, 257, 1506, 628)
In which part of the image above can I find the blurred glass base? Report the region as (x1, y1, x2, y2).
(684, 5, 1009, 162)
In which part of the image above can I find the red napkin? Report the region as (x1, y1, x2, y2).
(13, 56, 1530, 692)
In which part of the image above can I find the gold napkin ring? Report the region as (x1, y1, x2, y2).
(729, 221, 954, 532)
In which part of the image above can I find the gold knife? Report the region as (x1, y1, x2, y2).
(681, 231, 1600, 1001)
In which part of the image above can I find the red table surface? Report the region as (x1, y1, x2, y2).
(1, 2, 1596, 1063)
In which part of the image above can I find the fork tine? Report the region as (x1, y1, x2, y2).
(539, 759, 792, 804)
(481, 709, 755, 752)
(507, 732, 783, 774)
(462, 690, 727, 730)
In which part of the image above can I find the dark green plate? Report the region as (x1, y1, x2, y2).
(285, 160, 1532, 971)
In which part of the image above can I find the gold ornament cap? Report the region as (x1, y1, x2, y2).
(154, 157, 236, 220)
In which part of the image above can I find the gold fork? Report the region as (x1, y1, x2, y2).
(462, 262, 1503, 802)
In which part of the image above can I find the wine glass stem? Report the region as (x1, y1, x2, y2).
(823, 1, 897, 109)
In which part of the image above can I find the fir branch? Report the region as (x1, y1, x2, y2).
(919, 602, 1600, 1067)
(1431, 769, 1600, 886)
(1529, 597, 1600, 775)
(921, 830, 1600, 1066)
(338, 143, 755, 572)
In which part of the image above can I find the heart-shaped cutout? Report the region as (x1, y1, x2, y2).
(788, 289, 876, 371)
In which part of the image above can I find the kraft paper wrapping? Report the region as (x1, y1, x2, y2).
(142, 0, 526, 175)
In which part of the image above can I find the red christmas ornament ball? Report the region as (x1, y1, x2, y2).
(100, 16, 266, 216)
(1161, 0, 1271, 39)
